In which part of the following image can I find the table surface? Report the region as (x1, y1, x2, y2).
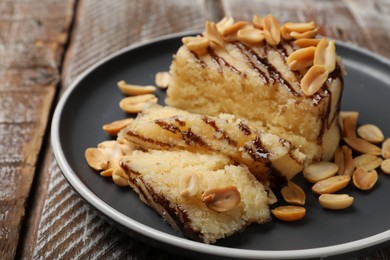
(1, 0, 390, 259)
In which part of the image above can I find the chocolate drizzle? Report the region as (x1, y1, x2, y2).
(201, 116, 237, 146)
(121, 157, 205, 242)
(155, 119, 180, 134)
(155, 119, 208, 147)
(313, 64, 344, 144)
(233, 42, 269, 83)
(125, 130, 173, 148)
(207, 47, 244, 77)
(235, 42, 299, 96)
(190, 50, 207, 68)
(238, 122, 252, 135)
(181, 129, 208, 146)
(244, 136, 270, 161)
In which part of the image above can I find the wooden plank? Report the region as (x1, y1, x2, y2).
(24, 0, 210, 259)
(0, 0, 75, 259)
(345, 0, 390, 58)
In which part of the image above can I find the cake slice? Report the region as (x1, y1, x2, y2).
(166, 16, 343, 163)
(119, 149, 271, 244)
(118, 104, 305, 184)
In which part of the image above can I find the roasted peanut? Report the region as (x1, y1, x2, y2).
(380, 159, 390, 174)
(117, 80, 156, 95)
(85, 148, 109, 171)
(319, 194, 354, 210)
(217, 17, 234, 31)
(294, 38, 321, 48)
(179, 173, 199, 197)
(303, 162, 338, 183)
(100, 168, 114, 177)
(237, 28, 265, 44)
(119, 94, 158, 113)
(263, 14, 280, 46)
(287, 47, 316, 71)
(341, 113, 382, 155)
(271, 206, 306, 222)
(354, 154, 382, 171)
(357, 124, 384, 144)
(202, 186, 241, 212)
(334, 145, 355, 176)
(281, 181, 306, 206)
(102, 118, 133, 137)
(312, 175, 351, 195)
(382, 138, 390, 159)
(220, 21, 247, 37)
(300, 65, 329, 96)
(204, 21, 224, 48)
(252, 15, 263, 29)
(313, 38, 336, 72)
(290, 28, 318, 39)
(97, 140, 123, 169)
(352, 168, 378, 190)
(155, 71, 171, 89)
(112, 167, 129, 187)
(182, 36, 210, 52)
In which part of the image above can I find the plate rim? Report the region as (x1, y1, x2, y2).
(51, 31, 390, 259)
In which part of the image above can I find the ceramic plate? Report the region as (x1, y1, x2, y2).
(51, 32, 390, 259)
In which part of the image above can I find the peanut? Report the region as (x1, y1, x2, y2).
(117, 80, 156, 95)
(312, 175, 351, 195)
(357, 124, 384, 144)
(102, 118, 133, 137)
(281, 181, 306, 206)
(202, 186, 241, 212)
(263, 14, 281, 46)
(303, 162, 338, 183)
(119, 94, 158, 113)
(354, 154, 382, 171)
(352, 168, 378, 191)
(237, 28, 265, 44)
(382, 138, 390, 159)
(271, 206, 306, 222)
(155, 71, 171, 89)
(287, 46, 316, 71)
(300, 65, 329, 96)
(380, 159, 390, 174)
(85, 148, 108, 171)
(319, 194, 354, 210)
(179, 173, 199, 197)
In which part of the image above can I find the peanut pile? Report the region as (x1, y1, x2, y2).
(272, 111, 390, 221)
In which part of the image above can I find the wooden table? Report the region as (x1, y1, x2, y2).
(2, 0, 390, 259)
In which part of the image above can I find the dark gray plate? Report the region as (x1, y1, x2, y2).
(51, 32, 390, 259)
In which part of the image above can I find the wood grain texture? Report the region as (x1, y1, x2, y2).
(62, 0, 210, 88)
(345, 0, 390, 58)
(28, 0, 209, 259)
(0, 0, 75, 259)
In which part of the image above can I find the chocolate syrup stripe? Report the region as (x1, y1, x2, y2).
(154, 117, 279, 165)
(155, 120, 209, 147)
(123, 165, 205, 242)
(190, 50, 207, 68)
(201, 116, 237, 146)
(232, 42, 269, 83)
(234, 42, 300, 96)
(315, 65, 343, 143)
(206, 47, 244, 77)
